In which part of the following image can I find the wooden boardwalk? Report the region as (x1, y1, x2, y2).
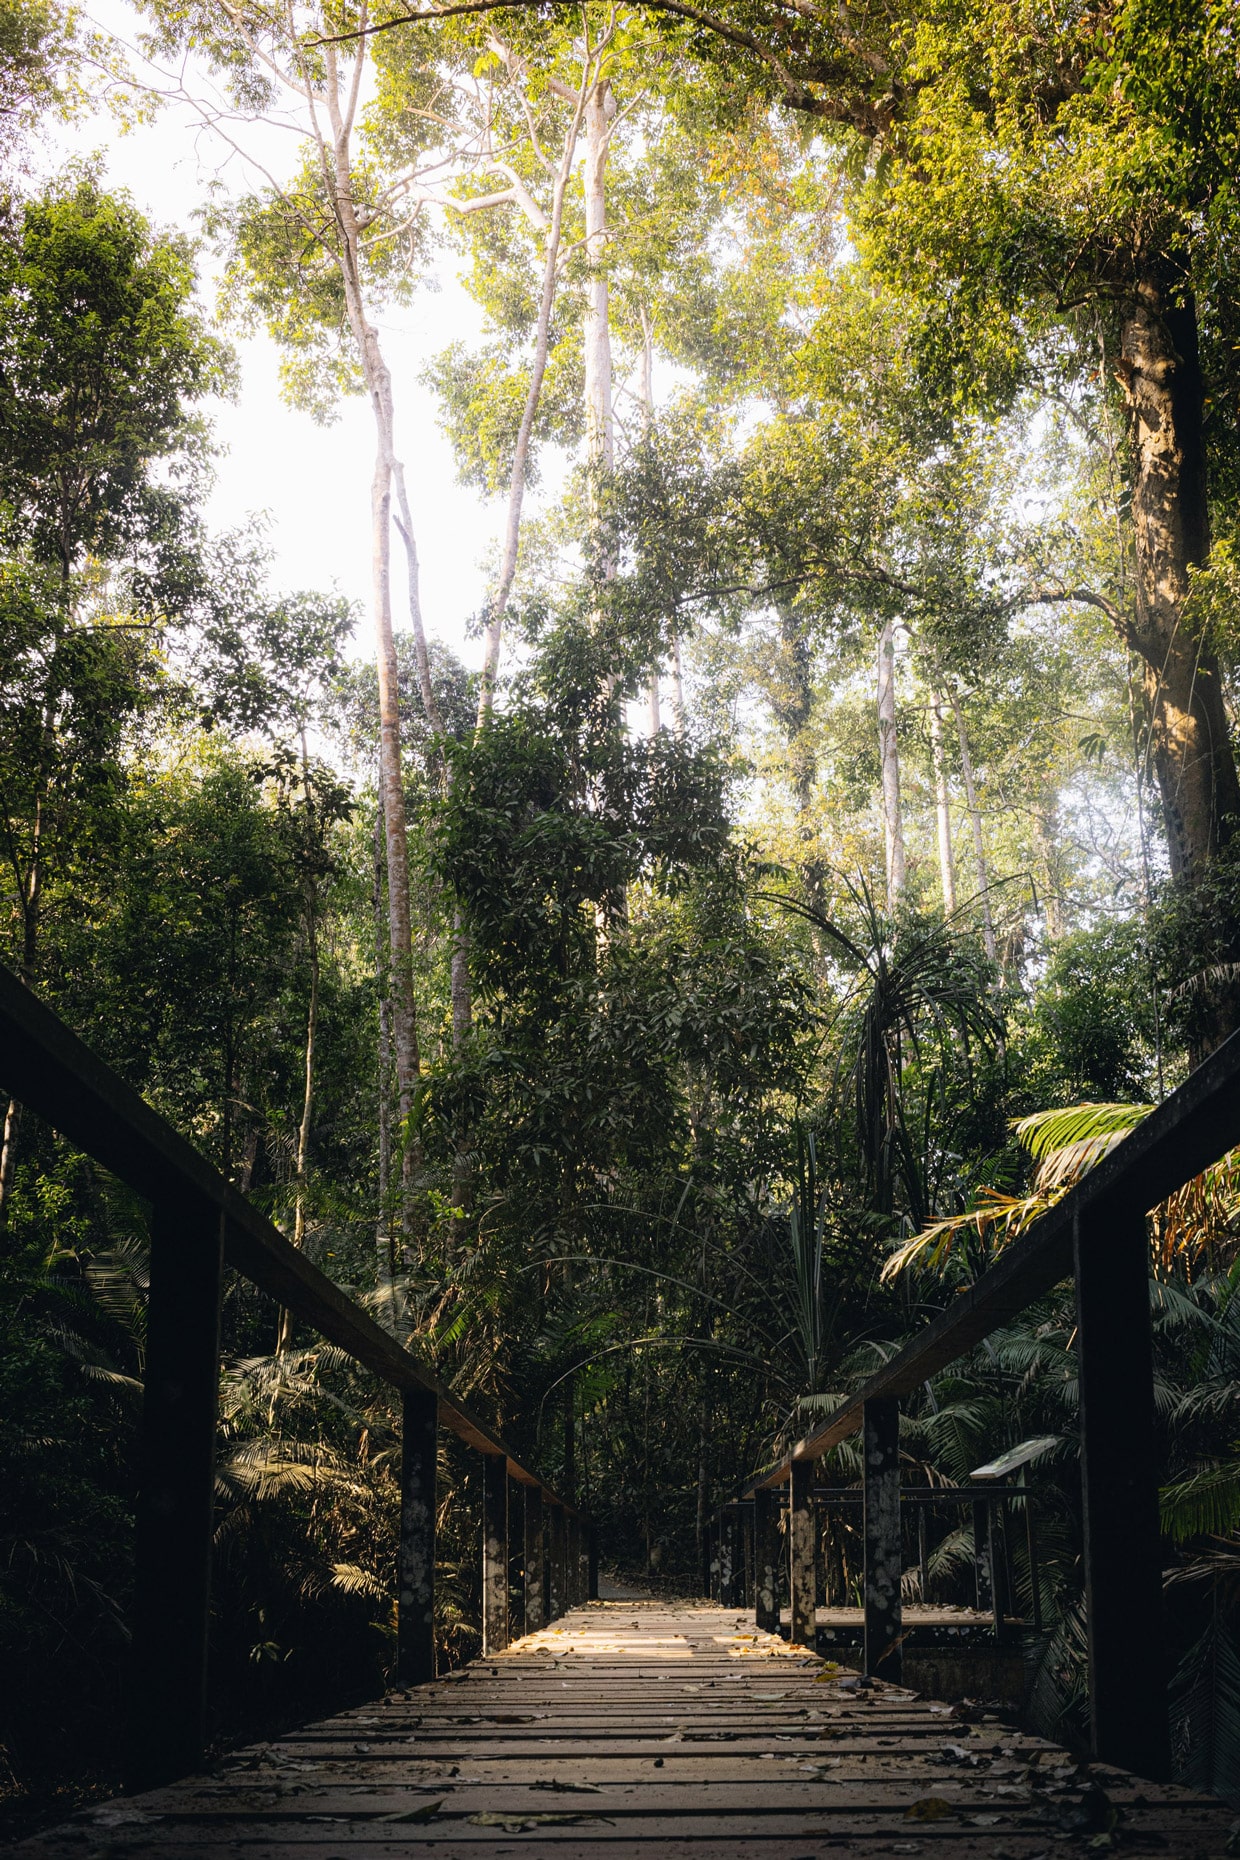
(17, 1601, 1234, 1858)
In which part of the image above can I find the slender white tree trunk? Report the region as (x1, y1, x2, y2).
(318, 59, 422, 1229)
(476, 80, 588, 725)
(637, 301, 663, 733)
(583, 78, 615, 488)
(877, 620, 906, 905)
(671, 636, 686, 737)
(947, 688, 997, 961)
(372, 802, 396, 1305)
(929, 690, 957, 914)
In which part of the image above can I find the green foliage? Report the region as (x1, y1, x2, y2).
(1027, 920, 1162, 1102)
(0, 172, 229, 582)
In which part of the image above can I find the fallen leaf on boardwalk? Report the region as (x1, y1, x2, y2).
(904, 1795, 957, 1821)
(468, 1810, 609, 1832)
(531, 1779, 602, 1793)
(378, 1800, 444, 1823)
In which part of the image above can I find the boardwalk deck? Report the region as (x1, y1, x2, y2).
(16, 1601, 1234, 1859)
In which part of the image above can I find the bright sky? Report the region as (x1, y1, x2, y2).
(48, 4, 501, 671)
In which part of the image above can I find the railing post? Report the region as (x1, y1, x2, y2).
(548, 1503, 566, 1621)
(972, 1496, 993, 1613)
(863, 1396, 902, 1683)
(482, 1452, 509, 1655)
(754, 1485, 780, 1633)
(719, 1507, 735, 1606)
(397, 1385, 437, 1686)
(524, 1488, 546, 1632)
(587, 1521, 599, 1600)
(1075, 1207, 1170, 1778)
(126, 1197, 225, 1792)
(788, 1461, 816, 1647)
(567, 1514, 580, 1606)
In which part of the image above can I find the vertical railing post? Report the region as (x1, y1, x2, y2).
(482, 1452, 509, 1655)
(587, 1521, 599, 1600)
(863, 1396, 902, 1683)
(972, 1496, 993, 1613)
(567, 1514, 580, 1606)
(787, 1461, 816, 1647)
(719, 1508, 735, 1606)
(548, 1503, 566, 1621)
(754, 1485, 780, 1633)
(1075, 1207, 1169, 1778)
(524, 1487, 546, 1632)
(397, 1385, 437, 1686)
(510, 1480, 525, 1637)
(126, 1197, 224, 1792)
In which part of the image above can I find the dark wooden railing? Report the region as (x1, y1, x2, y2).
(0, 963, 591, 1791)
(716, 1025, 1240, 1782)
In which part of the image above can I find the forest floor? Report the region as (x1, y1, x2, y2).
(14, 1601, 1236, 1857)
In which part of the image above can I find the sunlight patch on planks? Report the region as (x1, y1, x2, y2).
(15, 1600, 1236, 1858)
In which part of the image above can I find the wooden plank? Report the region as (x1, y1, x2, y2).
(18, 1601, 1236, 1858)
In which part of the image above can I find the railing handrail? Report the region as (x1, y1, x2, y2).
(743, 1022, 1240, 1496)
(0, 958, 578, 1512)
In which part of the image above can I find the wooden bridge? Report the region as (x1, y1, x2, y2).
(15, 1599, 1236, 1856)
(5, 960, 1240, 1855)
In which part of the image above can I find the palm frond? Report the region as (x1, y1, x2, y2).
(1161, 1463, 1240, 1543)
(1013, 1102, 1152, 1192)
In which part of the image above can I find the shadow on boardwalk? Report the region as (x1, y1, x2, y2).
(16, 1600, 1234, 1857)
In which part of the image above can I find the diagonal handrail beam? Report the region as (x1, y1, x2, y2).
(0, 959, 576, 1507)
(745, 1021, 1240, 1493)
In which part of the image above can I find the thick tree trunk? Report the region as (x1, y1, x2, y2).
(929, 690, 957, 913)
(877, 621, 906, 904)
(1119, 273, 1240, 879)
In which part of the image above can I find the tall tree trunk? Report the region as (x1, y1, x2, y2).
(277, 743, 321, 1355)
(637, 301, 665, 733)
(947, 689, 997, 961)
(475, 80, 587, 726)
(877, 620, 906, 905)
(583, 78, 615, 494)
(1033, 807, 1064, 941)
(929, 690, 957, 913)
(372, 803, 398, 1325)
(391, 461, 474, 1051)
(317, 54, 422, 1232)
(0, 679, 56, 1229)
(671, 636, 687, 737)
(1119, 273, 1240, 881)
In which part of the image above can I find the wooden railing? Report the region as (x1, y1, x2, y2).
(0, 963, 591, 1791)
(717, 1025, 1240, 1782)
